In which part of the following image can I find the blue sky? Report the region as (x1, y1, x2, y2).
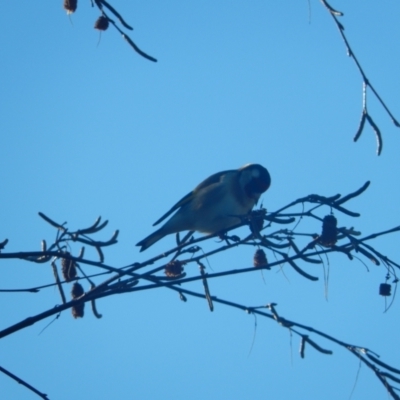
(1, 1, 400, 399)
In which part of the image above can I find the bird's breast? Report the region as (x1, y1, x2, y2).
(190, 192, 255, 234)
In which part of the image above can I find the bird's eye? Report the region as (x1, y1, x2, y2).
(251, 168, 260, 178)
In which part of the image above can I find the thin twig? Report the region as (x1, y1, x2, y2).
(0, 365, 49, 399)
(320, 3, 399, 154)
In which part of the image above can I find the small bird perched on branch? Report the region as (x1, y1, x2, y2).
(136, 163, 271, 252)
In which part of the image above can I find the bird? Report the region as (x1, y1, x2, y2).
(136, 163, 271, 252)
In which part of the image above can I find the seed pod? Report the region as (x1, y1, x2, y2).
(379, 283, 391, 296)
(299, 336, 306, 359)
(253, 249, 268, 268)
(71, 282, 84, 318)
(165, 261, 184, 278)
(0, 238, 9, 250)
(64, 0, 77, 14)
(179, 292, 187, 302)
(61, 254, 77, 282)
(249, 209, 265, 234)
(319, 215, 337, 247)
(94, 16, 109, 31)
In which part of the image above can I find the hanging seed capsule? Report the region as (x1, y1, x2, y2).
(165, 261, 184, 278)
(379, 283, 391, 296)
(71, 282, 84, 318)
(253, 249, 268, 268)
(319, 215, 337, 247)
(249, 209, 265, 234)
(299, 336, 306, 359)
(61, 253, 77, 282)
(94, 16, 109, 31)
(64, 0, 77, 14)
(0, 238, 9, 250)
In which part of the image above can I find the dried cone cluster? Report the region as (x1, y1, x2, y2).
(61, 254, 77, 282)
(94, 16, 109, 31)
(319, 215, 337, 247)
(249, 209, 265, 235)
(71, 282, 85, 318)
(165, 261, 184, 278)
(64, 0, 77, 14)
(379, 283, 391, 296)
(253, 249, 268, 268)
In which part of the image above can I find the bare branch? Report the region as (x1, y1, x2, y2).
(0, 365, 49, 399)
(2, 181, 400, 398)
(321, 3, 399, 154)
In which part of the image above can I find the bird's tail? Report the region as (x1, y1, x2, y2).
(136, 228, 166, 252)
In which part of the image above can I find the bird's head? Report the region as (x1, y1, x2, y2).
(239, 163, 271, 202)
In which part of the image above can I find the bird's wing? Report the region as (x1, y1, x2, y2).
(152, 169, 233, 226)
(152, 190, 194, 226)
(193, 169, 232, 192)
